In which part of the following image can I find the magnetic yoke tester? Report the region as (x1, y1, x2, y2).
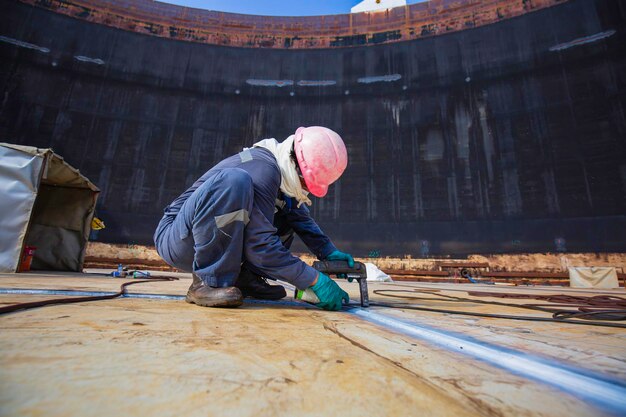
(296, 260, 369, 307)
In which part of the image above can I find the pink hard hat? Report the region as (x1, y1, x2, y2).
(294, 126, 348, 198)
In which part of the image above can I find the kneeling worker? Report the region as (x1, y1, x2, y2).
(154, 126, 353, 311)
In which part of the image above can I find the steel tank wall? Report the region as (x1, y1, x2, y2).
(1, 0, 625, 256)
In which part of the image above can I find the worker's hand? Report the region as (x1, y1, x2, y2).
(326, 250, 355, 268)
(310, 272, 349, 311)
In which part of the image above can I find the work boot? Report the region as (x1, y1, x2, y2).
(186, 274, 243, 308)
(235, 268, 287, 300)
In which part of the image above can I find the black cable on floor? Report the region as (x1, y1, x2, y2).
(371, 289, 626, 329)
(368, 301, 626, 328)
(0, 277, 178, 315)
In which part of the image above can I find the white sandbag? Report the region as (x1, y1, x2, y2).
(568, 267, 619, 289)
(365, 262, 393, 282)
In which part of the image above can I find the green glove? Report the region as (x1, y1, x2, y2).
(326, 250, 355, 268)
(310, 272, 349, 311)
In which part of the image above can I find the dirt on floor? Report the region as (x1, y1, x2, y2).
(86, 242, 626, 273)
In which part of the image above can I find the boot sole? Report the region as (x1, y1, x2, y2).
(241, 291, 286, 301)
(237, 285, 287, 301)
(186, 293, 243, 308)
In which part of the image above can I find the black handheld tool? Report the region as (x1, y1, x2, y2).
(311, 260, 369, 307)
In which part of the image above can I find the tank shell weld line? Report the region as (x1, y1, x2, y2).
(347, 307, 626, 415)
(245, 74, 402, 87)
(246, 79, 294, 87)
(549, 30, 615, 52)
(0, 35, 50, 53)
(297, 80, 337, 86)
(74, 55, 105, 65)
(357, 74, 402, 83)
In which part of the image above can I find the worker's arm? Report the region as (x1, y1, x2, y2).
(240, 151, 347, 291)
(230, 153, 319, 290)
(243, 202, 319, 290)
(283, 202, 354, 267)
(281, 201, 338, 259)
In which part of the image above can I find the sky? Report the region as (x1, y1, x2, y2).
(157, 0, 425, 16)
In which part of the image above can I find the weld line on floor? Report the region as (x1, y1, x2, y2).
(0, 288, 306, 307)
(348, 307, 626, 415)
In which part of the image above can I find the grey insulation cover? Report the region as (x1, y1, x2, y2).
(0, 144, 45, 272)
(0, 143, 99, 272)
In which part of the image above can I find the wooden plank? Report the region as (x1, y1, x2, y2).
(438, 262, 491, 269)
(384, 269, 450, 277)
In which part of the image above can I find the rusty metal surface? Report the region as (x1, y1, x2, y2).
(15, 0, 565, 49)
(1, 0, 625, 256)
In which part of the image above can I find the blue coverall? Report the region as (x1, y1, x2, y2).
(154, 147, 338, 290)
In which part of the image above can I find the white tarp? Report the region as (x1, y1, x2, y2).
(0, 143, 99, 272)
(365, 262, 393, 282)
(568, 267, 619, 289)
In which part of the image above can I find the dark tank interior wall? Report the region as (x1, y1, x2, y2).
(1, 0, 625, 256)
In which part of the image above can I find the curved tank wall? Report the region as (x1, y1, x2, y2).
(9, 0, 562, 49)
(1, 0, 625, 256)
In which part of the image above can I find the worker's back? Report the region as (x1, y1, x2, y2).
(162, 147, 280, 221)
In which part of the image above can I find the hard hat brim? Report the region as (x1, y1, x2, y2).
(306, 179, 328, 198)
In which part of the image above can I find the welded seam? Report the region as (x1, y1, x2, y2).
(74, 55, 105, 65)
(549, 30, 616, 52)
(322, 319, 415, 375)
(349, 307, 626, 415)
(0, 35, 50, 53)
(0, 288, 183, 300)
(319, 318, 502, 416)
(0, 288, 306, 307)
